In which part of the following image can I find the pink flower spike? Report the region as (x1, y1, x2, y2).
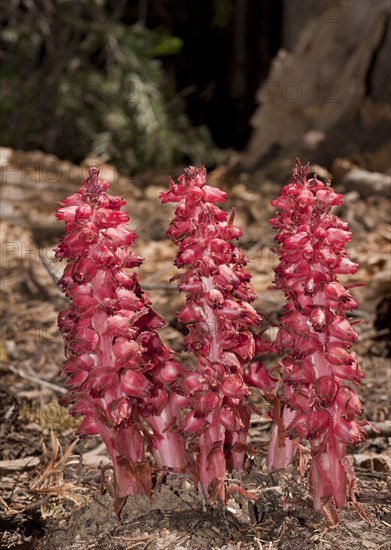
(268, 160, 367, 523)
(162, 166, 261, 502)
(56, 167, 189, 507)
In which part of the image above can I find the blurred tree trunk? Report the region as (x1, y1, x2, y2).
(243, 0, 391, 172)
(282, 0, 316, 50)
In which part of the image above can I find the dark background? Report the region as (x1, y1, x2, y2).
(1, 0, 390, 174)
(145, 0, 282, 149)
(0, 0, 282, 169)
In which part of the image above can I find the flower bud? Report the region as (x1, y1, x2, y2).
(313, 376, 338, 407)
(221, 374, 249, 398)
(244, 361, 277, 392)
(220, 407, 244, 431)
(334, 418, 365, 445)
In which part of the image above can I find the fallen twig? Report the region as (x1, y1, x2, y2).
(141, 283, 176, 291)
(363, 420, 391, 438)
(7, 364, 67, 394)
(0, 456, 40, 472)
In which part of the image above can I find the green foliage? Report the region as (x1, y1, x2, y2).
(0, 0, 214, 173)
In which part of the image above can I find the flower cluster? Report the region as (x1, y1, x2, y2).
(268, 160, 366, 520)
(161, 166, 260, 501)
(55, 162, 368, 524)
(55, 167, 187, 502)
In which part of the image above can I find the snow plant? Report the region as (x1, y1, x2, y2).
(55, 167, 188, 504)
(267, 160, 368, 523)
(161, 166, 260, 501)
(55, 162, 367, 524)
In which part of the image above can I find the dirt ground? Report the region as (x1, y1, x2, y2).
(0, 151, 390, 549)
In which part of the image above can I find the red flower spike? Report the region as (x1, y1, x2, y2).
(162, 166, 261, 502)
(56, 168, 188, 504)
(269, 160, 367, 524)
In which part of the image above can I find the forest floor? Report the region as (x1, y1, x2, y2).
(0, 149, 390, 549)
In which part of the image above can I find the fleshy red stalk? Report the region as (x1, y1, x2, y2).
(161, 166, 260, 502)
(269, 160, 367, 522)
(55, 168, 187, 501)
(267, 404, 297, 470)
